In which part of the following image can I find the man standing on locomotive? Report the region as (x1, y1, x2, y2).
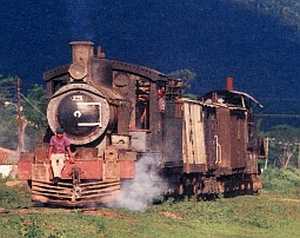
(48, 128, 74, 184)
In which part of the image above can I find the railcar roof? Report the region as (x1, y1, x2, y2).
(202, 89, 263, 108)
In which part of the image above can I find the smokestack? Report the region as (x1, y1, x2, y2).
(68, 41, 112, 87)
(226, 76, 234, 91)
(68, 41, 94, 81)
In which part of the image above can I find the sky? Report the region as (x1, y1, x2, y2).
(0, 0, 299, 115)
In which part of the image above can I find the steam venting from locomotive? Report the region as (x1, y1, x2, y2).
(111, 155, 167, 211)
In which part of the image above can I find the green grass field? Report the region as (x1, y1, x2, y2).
(0, 169, 300, 238)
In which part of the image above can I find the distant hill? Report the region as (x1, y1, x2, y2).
(0, 0, 299, 118)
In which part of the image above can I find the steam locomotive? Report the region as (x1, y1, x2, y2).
(18, 41, 265, 206)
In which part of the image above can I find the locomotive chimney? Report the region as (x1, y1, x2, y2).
(226, 76, 234, 91)
(68, 41, 113, 87)
(68, 41, 94, 81)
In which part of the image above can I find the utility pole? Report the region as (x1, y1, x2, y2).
(264, 137, 269, 170)
(15, 77, 27, 158)
(16, 77, 22, 156)
(298, 143, 300, 169)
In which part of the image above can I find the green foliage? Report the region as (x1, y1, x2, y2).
(264, 124, 300, 143)
(262, 168, 300, 195)
(23, 83, 47, 130)
(0, 75, 16, 103)
(0, 191, 300, 237)
(0, 74, 47, 150)
(0, 75, 18, 149)
(2, 174, 299, 238)
(168, 69, 197, 91)
(20, 216, 44, 238)
(263, 124, 300, 168)
(0, 179, 31, 209)
(23, 83, 48, 150)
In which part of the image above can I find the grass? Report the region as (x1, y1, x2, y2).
(0, 178, 31, 209)
(0, 169, 300, 238)
(262, 167, 300, 196)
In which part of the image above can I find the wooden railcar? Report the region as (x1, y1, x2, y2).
(17, 41, 265, 206)
(163, 91, 264, 198)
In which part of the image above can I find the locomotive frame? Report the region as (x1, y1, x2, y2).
(17, 41, 265, 207)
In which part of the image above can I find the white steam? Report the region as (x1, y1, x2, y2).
(111, 154, 167, 211)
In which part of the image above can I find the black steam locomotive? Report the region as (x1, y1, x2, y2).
(18, 41, 265, 206)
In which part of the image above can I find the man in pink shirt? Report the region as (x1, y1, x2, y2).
(48, 128, 73, 184)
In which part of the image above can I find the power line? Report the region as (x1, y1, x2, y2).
(20, 93, 46, 118)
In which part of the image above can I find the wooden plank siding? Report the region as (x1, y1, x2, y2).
(182, 101, 207, 169)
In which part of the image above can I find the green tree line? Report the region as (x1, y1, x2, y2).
(0, 75, 47, 150)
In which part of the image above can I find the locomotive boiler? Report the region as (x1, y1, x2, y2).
(18, 41, 265, 206)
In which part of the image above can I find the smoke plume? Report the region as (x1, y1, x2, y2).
(110, 154, 168, 211)
(64, 0, 96, 40)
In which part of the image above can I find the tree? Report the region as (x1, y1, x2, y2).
(0, 75, 47, 150)
(0, 75, 16, 104)
(22, 84, 48, 150)
(0, 75, 18, 149)
(264, 125, 300, 169)
(168, 69, 197, 94)
(23, 83, 47, 130)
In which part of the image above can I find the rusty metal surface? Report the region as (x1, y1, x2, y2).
(129, 130, 150, 152)
(111, 60, 167, 82)
(216, 107, 232, 168)
(17, 153, 34, 180)
(43, 64, 70, 82)
(149, 82, 163, 152)
(31, 179, 120, 207)
(111, 134, 130, 150)
(119, 160, 135, 179)
(103, 147, 120, 180)
(32, 163, 52, 181)
(204, 107, 218, 170)
(75, 148, 98, 160)
(230, 111, 247, 169)
(34, 146, 48, 163)
(61, 160, 103, 180)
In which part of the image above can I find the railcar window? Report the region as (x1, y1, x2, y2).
(135, 79, 150, 129)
